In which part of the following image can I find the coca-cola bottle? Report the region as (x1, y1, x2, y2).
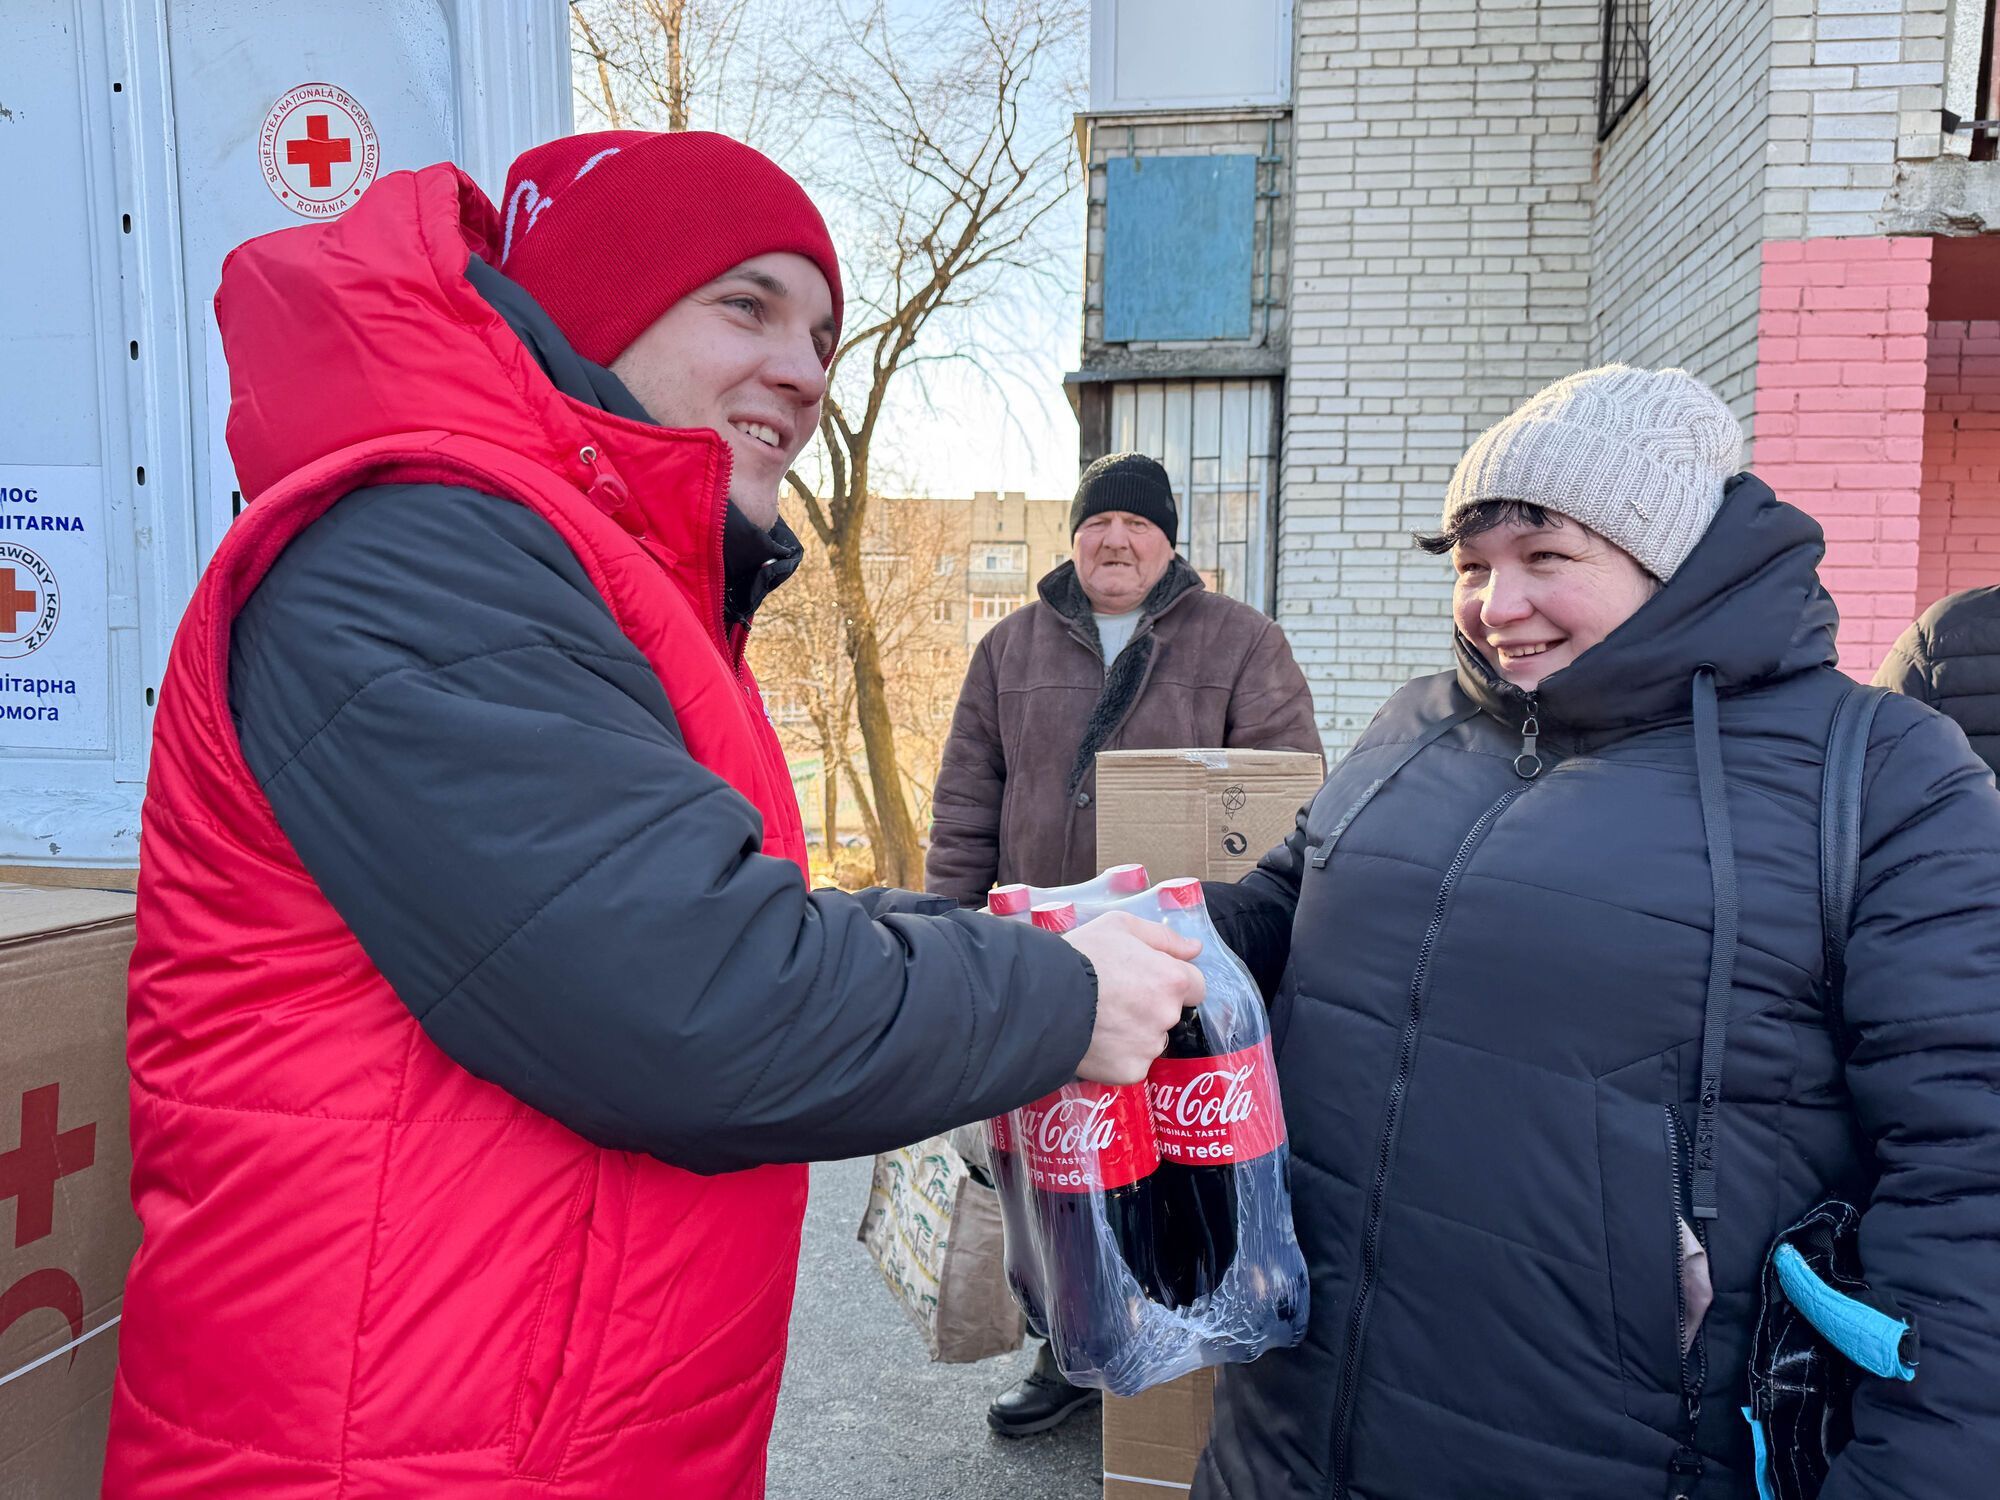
(1007, 900, 1163, 1376)
(983, 882, 1047, 1334)
(1142, 878, 1301, 1321)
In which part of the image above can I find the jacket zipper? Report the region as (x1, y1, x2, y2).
(1664, 1106, 1692, 1372)
(578, 441, 749, 672)
(1514, 693, 1543, 780)
(1663, 1104, 1706, 1498)
(1327, 784, 1530, 1497)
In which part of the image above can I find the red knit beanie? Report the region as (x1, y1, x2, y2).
(497, 130, 844, 367)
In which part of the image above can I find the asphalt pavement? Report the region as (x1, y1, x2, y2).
(767, 1156, 1101, 1500)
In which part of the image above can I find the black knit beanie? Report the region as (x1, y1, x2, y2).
(1069, 452, 1178, 546)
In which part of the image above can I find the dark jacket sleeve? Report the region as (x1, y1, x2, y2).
(924, 636, 1007, 905)
(1224, 618, 1325, 764)
(1871, 620, 1937, 706)
(1203, 803, 1311, 1002)
(230, 483, 1096, 1174)
(1819, 701, 2000, 1499)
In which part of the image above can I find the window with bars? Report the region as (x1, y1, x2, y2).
(1597, 0, 1650, 141)
(1107, 379, 1277, 611)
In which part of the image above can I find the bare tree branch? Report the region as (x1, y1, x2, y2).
(583, 0, 1085, 885)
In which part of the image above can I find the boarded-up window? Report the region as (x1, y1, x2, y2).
(1103, 156, 1257, 343)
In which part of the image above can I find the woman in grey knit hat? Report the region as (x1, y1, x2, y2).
(1195, 365, 2000, 1500)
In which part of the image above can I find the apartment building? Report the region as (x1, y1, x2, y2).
(1076, 0, 2000, 751)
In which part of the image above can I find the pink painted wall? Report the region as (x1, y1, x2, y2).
(1752, 237, 1930, 677)
(1920, 320, 2000, 607)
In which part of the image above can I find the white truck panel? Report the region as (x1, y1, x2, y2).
(0, 0, 570, 868)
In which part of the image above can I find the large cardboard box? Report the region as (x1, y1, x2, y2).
(1095, 748, 1324, 885)
(1093, 748, 1324, 1497)
(0, 884, 140, 1498)
(1102, 1365, 1216, 1499)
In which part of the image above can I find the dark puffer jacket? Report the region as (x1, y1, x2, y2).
(1197, 477, 2000, 1500)
(1874, 583, 2000, 776)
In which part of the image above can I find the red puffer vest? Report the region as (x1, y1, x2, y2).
(105, 166, 811, 1498)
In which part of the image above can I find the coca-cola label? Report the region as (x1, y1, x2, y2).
(1146, 1040, 1286, 1165)
(998, 1083, 1159, 1192)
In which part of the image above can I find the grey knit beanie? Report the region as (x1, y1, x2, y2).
(1442, 364, 1744, 580)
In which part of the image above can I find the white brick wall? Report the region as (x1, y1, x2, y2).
(1765, 0, 1950, 240)
(1280, 0, 1601, 752)
(1591, 2, 1770, 423)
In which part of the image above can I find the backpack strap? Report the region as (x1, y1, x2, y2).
(1820, 683, 1888, 1008)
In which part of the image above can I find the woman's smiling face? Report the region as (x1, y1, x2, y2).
(1451, 513, 1659, 693)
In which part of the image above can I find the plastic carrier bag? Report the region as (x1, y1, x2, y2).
(984, 868, 1308, 1396)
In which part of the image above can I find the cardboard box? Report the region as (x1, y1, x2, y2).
(1095, 747, 1324, 885)
(1093, 748, 1323, 1497)
(0, 867, 138, 895)
(1102, 1365, 1216, 1499)
(0, 884, 140, 1498)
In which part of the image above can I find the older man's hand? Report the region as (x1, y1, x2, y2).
(1063, 912, 1206, 1084)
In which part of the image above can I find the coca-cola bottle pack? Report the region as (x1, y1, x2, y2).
(982, 874, 1308, 1396)
(987, 902, 1160, 1384)
(1141, 878, 1306, 1334)
(982, 864, 1152, 1337)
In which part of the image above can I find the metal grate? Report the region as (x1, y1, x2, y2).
(1598, 0, 1651, 142)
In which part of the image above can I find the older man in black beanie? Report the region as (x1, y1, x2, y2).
(927, 451, 1323, 1434)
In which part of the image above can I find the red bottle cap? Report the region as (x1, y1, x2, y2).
(988, 884, 1032, 916)
(1105, 863, 1150, 894)
(1030, 901, 1079, 934)
(1158, 877, 1204, 910)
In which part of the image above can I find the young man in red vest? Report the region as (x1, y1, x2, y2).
(106, 131, 1200, 1499)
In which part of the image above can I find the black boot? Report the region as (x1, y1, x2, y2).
(986, 1340, 1099, 1437)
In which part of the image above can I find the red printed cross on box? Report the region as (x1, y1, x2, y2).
(0, 1084, 96, 1249)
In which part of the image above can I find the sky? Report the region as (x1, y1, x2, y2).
(863, 274, 1086, 502)
(868, 296, 1088, 502)
(570, 0, 1087, 502)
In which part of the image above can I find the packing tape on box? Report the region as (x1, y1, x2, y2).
(0, 1314, 121, 1390)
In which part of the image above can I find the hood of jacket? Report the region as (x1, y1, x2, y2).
(215, 163, 792, 623)
(1454, 473, 1840, 736)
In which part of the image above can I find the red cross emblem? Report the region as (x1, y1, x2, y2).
(0, 544, 57, 658)
(285, 114, 352, 188)
(259, 83, 379, 219)
(0, 567, 33, 635)
(0, 1084, 96, 1249)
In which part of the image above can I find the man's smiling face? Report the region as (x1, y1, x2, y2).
(609, 251, 836, 529)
